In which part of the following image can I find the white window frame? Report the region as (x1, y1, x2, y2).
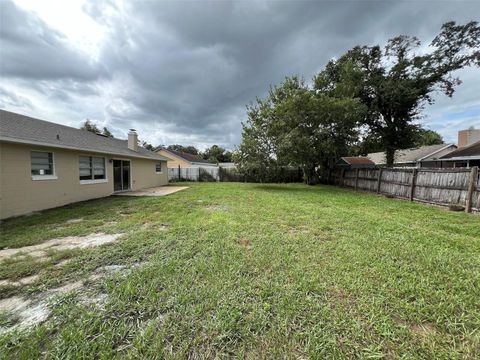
(155, 162, 163, 174)
(31, 150, 58, 181)
(79, 155, 108, 185)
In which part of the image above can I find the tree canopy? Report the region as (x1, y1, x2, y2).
(235, 21, 479, 183)
(80, 120, 114, 138)
(317, 21, 479, 165)
(235, 74, 366, 184)
(203, 145, 232, 163)
(167, 145, 199, 155)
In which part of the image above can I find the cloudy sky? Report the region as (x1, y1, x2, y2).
(1, 0, 479, 149)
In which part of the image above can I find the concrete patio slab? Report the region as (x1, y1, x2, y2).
(115, 186, 188, 197)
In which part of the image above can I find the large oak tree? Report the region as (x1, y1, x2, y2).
(316, 21, 480, 165)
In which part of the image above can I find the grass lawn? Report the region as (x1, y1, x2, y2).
(0, 182, 479, 359)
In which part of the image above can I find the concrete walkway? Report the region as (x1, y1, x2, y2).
(115, 186, 188, 197)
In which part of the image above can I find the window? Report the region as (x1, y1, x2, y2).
(79, 156, 106, 181)
(155, 162, 162, 173)
(31, 151, 55, 179)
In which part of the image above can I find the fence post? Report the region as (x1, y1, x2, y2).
(355, 168, 359, 190)
(178, 165, 181, 181)
(376, 168, 383, 193)
(465, 166, 478, 213)
(409, 168, 418, 201)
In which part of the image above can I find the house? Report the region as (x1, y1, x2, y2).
(367, 143, 457, 168)
(0, 110, 170, 219)
(156, 146, 217, 168)
(335, 157, 376, 169)
(439, 141, 480, 168)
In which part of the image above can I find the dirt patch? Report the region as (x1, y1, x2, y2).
(0, 296, 49, 334)
(54, 258, 73, 267)
(0, 233, 123, 262)
(287, 225, 309, 235)
(236, 237, 252, 249)
(203, 205, 228, 212)
(104, 220, 119, 226)
(66, 218, 84, 224)
(0, 260, 146, 334)
(0, 275, 39, 287)
(410, 322, 437, 337)
(51, 281, 84, 294)
(393, 316, 438, 337)
(0, 280, 89, 334)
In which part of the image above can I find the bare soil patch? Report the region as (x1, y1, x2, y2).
(0, 275, 39, 287)
(1, 277, 104, 333)
(0, 233, 123, 262)
(410, 322, 437, 337)
(236, 237, 252, 249)
(0, 260, 148, 332)
(66, 218, 84, 224)
(203, 205, 229, 212)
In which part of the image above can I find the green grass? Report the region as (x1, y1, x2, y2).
(0, 182, 479, 359)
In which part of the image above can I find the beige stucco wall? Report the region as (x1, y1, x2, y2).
(0, 142, 168, 219)
(156, 149, 192, 168)
(130, 157, 168, 190)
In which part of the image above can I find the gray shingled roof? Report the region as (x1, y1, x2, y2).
(440, 141, 480, 159)
(367, 144, 455, 165)
(0, 110, 170, 161)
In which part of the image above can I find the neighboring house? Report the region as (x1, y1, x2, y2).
(0, 110, 170, 219)
(367, 143, 457, 168)
(335, 157, 376, 169)
(156, 147, 217, 168)
(439, 141, 480, 168)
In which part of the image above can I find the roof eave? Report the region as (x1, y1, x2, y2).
(0, 136, 170, 162)
(440, 155, 480, 161)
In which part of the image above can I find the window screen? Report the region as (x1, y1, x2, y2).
(31, 151, 53, 176)
(79, 156, 105, 180)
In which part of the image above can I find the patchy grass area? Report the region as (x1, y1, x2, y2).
(0, 183, 479, 358)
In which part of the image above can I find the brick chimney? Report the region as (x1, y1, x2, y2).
(458, 129, 480, 148)
(128, 129, 138, 151)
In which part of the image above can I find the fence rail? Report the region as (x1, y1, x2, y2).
(331, 166, 480, 213)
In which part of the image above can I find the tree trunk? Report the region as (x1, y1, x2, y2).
(385, 147, 396, 167)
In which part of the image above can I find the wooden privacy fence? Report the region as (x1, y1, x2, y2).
(331, 166, 480, 213)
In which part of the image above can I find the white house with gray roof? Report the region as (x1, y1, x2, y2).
(0, 110, 171, 219)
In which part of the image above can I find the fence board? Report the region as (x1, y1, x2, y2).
(331, 167, 479, 211)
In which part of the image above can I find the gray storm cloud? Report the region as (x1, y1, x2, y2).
(1, 0, 479, 148)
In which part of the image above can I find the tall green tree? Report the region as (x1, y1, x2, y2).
(81, 119, 100, 134)
(202, 145, 233, 163)
(102, 127, 113, 138)
(317, 21, 480, 165)
(236, 75, 365, 184)
(80, 120, 114, 138)
(142, 141, 155, 151)
(167, 145, 199, 155)
(414, 129, 444, 146)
